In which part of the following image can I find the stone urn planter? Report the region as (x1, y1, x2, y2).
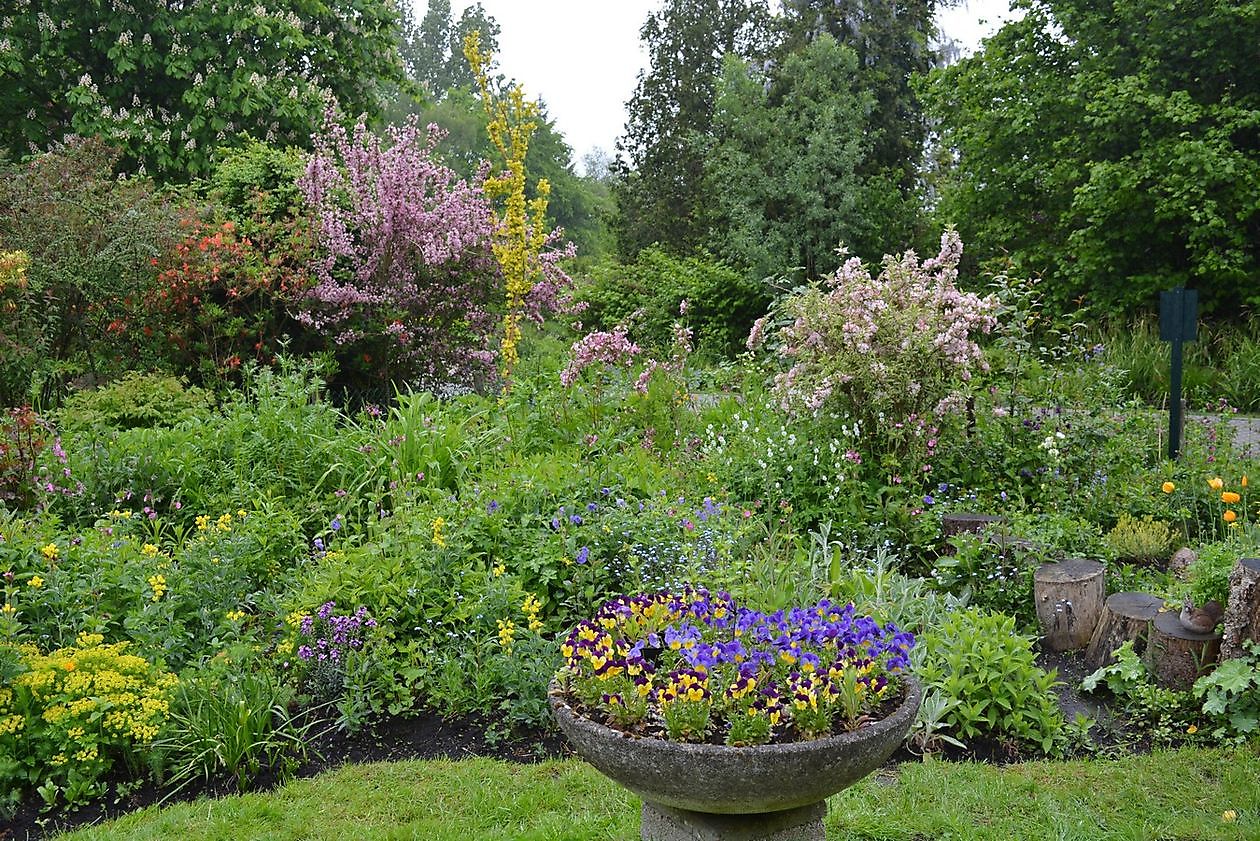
(549, 676, 921, 841)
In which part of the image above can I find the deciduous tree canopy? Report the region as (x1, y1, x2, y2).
(922, 0, 1260, 317)
(0, 0, 408, 180)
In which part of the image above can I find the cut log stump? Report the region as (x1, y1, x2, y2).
(1034, 558, 1106, 652)
(1084, 592, 1164, 671)
(1221, 557, 1260, 660)
(1145, 610, 1221, 689)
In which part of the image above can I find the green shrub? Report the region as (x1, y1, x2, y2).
(204, 140, 308, 229)
(929, 532, 1038, 629)
(1105, 513, 1177, 566)
(577, 249, 769, 357)
(1081, 639, 1202, 745)
(0, 139, 183, 406)
(3, 504, 302, 670)
(58, 372, 213, 431)
(918, 608, 1064, 753)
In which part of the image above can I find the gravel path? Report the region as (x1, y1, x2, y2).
(1186, 413, 1260, 456)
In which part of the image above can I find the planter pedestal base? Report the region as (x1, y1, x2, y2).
(641, 800, 825, 841)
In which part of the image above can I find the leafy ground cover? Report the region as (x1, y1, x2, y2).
(51, 747, 1259, 841)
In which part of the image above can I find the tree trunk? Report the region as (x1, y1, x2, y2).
(1084, 592, 1164, 670)
(1145, 610, 1221, 689)
(1033, 558, 1106, 652)
(1221, 557, 1260, 660)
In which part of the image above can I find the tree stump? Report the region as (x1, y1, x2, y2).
(1221, 557, 1260, 660)
(1084, 592, 1164, 670)
(1033, 558, 1106, 651)
(1145, 610, 1221, 689)
(941, 512, 1003, 539)
(1169, 547, 1197, 581)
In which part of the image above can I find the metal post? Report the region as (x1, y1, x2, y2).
(1160, 286, 1197, 460)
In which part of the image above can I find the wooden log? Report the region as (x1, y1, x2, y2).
(1084, 592, 1164, 670)
(1221, 557, 1260, 660)
(1146, 610, 1221, 689)
(941, 512, 1004, 539)
(1033, 558, 1106, 652)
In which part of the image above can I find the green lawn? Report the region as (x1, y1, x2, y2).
(58, 746, 1259, 841)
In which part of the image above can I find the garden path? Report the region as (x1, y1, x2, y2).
(1186, 413, 1260, 456)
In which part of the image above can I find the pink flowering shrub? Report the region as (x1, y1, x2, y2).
(560, 327, 643, 387)
(561, 311, 694, 393)
(750, 230, 998, 459)
(298, 113, 502, 385)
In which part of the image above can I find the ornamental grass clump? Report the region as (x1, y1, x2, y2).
(556, 588, 913, 746)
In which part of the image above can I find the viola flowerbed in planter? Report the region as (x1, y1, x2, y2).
(549, 589, 920, 839)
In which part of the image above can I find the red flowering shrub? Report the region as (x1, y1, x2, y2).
(144, 213, 313, 382)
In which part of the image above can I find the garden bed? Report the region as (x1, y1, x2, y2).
(4, 709, 568, 841)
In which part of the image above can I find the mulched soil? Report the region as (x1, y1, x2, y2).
(4, 653, 1138, 841)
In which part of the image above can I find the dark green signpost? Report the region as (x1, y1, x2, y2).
(1160, 286, 1198, 459)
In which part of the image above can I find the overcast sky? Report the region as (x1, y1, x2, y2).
(414, 1, 1016, 172)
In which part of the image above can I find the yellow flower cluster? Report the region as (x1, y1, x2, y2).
(147, 574, 167, 601)
(0, 686, 24, 736)
(194, 510, 241, 533)
(496, 618, 516, 651)
(225, 609, 246, 622)
(522, 593, 543, 632)
(431, 516, 447, 548)
(11, 634, 178, 766)
(41, 543, 59, 561)
(141, 543, 159, 557)
(1207, 475, 1248, 525)
(659, 671, 706, 706)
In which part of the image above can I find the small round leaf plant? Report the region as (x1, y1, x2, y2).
(555, 588, 915, 745)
